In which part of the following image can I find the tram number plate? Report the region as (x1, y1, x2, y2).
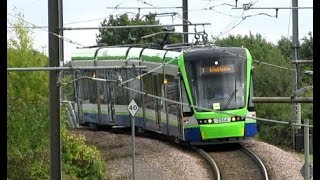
(214, 118, 231, 123)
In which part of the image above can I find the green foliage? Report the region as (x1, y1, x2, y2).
(300, 32, 313, 60)
(276, 33, 313, 87)
(96, 13, 182, 46)
(62, 74, 75, 101)
(8, 12, 106, 179)
(299, 32, 313, 87)
(60, 108, 106, 179)
(62, 130, 106, 179)
(276, 33, 313, 126)
(277, 36, 292, 60)
(255, 104, 293, 146)
(7, 12, 51, 179)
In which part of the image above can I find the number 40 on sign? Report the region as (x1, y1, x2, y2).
(127, 99, 139, 117)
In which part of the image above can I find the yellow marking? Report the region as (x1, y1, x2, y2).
(213, 103, 220, 110)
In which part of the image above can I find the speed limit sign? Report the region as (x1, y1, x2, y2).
(127, 99, 139, 117)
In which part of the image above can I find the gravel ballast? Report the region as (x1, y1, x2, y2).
(242, 140, 305, 180)
(71, 129, 305, 180)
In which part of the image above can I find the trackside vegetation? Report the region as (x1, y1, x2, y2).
(7, 13, 106, 179)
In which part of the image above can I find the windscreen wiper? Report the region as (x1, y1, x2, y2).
(224, 89, 238, 110)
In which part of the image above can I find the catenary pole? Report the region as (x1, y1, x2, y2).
(58, 0, 64, 100)
(48, 0, 61, 179)
(304, 119, 310, 180)
(182, 0, 188, 43)
(291, 0, 302, 148)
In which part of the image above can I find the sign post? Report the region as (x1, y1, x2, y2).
(127, 99, 139, 180)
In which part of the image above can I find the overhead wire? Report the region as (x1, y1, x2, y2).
(9, 12, 293, 74)
(214, 12, 276, 40)
(217, 11, 244, 36)
(119, 57, 179, 85)
(137, 0, 192, 24)
(9, 1, 294, 73)
(8, 13, 88, 48)
(213, 0, 263, 39)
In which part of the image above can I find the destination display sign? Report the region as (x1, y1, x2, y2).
(200, 64, 235, 75)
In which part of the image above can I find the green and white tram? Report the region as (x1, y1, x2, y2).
(70, 45, 257, 144)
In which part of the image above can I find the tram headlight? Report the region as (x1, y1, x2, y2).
(199, 120, 203, 124)
(231, 117, 235, 121)
(204, 119, 207, 123)
(208, 119, 212, 123)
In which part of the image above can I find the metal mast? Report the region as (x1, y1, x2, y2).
(182, 0, 188, 43)
(48, 0, 61, 178)
(291, 0, 302, 146)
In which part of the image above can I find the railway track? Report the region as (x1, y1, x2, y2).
(195, 143, 269, 180)
(75, 126, 268, 179)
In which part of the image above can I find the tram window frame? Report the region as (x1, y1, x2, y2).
(114, 70, 128, 105)
(142, 72, 157, 110)
(248, 73, 255, 111)
(180, 79, 193, 116)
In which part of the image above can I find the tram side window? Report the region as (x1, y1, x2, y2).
(181, 80, 192, 115)
(248, 74, 255, 111)
(87, 71, 97, 103)
(143, 73, 156, 110)
(165, 75, 179, 115)
(114, 70, 128, 105)
(128, 69, 142, 106)
(97, 70, 108, 104)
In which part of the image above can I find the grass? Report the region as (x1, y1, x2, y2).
(296, 153, 313, 163)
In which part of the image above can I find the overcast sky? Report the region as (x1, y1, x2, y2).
(7, 0, 313, 61)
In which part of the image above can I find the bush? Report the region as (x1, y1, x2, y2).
(62, 131, 106, 179)
(256, 103, 293, 146)
(8, 13, 106, 179)
(61, 108, 106, 179)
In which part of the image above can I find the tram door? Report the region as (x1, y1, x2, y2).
(165, 76, 182, 137)
(143, 73, 162, 130)
(74, 70, 98, 125)
(97, 70, 113, 125)
(74, 70, 84, 124)
(154, 74, 162, 130)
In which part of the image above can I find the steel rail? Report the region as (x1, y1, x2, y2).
(241, 146, 269, 180)
(191, 146, 221, 180)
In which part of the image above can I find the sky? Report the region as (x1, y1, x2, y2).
(7, 0, 313, 62)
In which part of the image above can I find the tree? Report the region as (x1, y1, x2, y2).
(8, 13, 50, 179)
(96, 13, 182, 46)
(276, 33, 313, 88)
(277, 36, 292, 60)
(300, 31, 313, 60)
(8, 12, 106, 179)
